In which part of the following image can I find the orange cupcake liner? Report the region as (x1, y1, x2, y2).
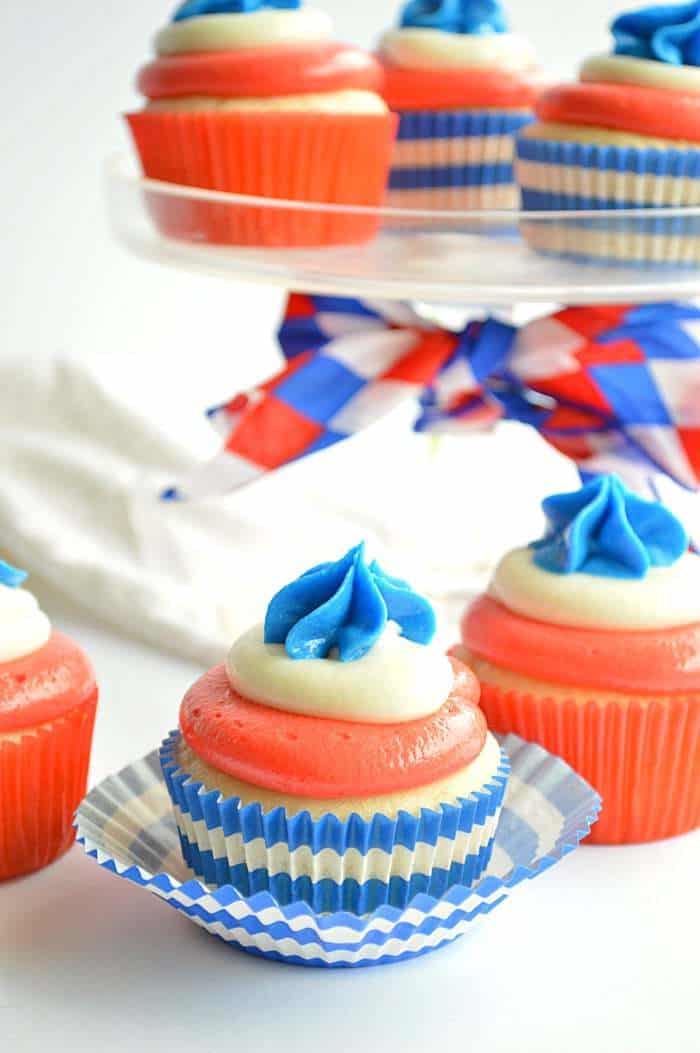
(126, 110, 397, 248)
(0, 692, 98, 881)
(477, 682, 700, 845)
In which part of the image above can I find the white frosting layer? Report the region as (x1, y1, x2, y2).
(379, 28, 536, 71)
(581, 53, 700, 95)
(155, 9, 333, 56)
(0, 585, 51, 663)
(147, 90, 387, 113)
(227, 622, 454, 724)
(490, 546, 700, 630)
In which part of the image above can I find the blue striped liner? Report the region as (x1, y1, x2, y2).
(517, 136, 700, 175)
(75, 734, 601, 967)
(390, 109, 533, 193)
(396, 111, 533, 142)
(160, 730, 510, 914)
(516, 136, 700, 264)
(389, 161, 515, 191)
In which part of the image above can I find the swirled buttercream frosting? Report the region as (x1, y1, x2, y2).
(400, 0, 509, 33)
(531, 474, 688, 579)
(613, 3, 700, 65)
(0, 559, 52, 664)
(172, 0, 301, 20)
(264, 542, 436, 661)
(487, 475, 698, 630)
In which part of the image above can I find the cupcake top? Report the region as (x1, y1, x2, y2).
(461, 476, 700, 694)
(138, 0, 387, 113)
(180, 543, 487, 797)
(0, 558, 51, 664)
(0, 558, 95, 734)
(379, 0, 540, 110)
(489, 474, 697, 630)
(535, 3, 700, 142)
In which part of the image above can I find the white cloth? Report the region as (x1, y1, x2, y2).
(0, 354, 379, 666)
(0, 354, 574, 666)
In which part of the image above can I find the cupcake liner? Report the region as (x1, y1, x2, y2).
(477, 682, 700, 845)
(159, 729, 509, 914)
(387, 110, 532, 215)
(0, 692, 98, 881)
(76, 733, 600, 967)
(516, 137, 700, 264)
(126, 110, 397, 248)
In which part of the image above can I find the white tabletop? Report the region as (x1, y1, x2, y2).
(2, 599, 698, 1052)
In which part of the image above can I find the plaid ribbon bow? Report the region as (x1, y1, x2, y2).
(163, 295, 700, 501)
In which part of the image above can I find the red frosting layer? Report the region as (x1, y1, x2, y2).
(138, 42, 384, 100)
(537, 81, 700, 142)
(462, 595, 700, 694)
(179, 657, 486, 798)
(0, 632, 97, 734)
(380, 62, 540, 111)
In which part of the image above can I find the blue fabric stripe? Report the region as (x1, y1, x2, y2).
(389, 162, 515, 190)
(397, 110, 533, 142)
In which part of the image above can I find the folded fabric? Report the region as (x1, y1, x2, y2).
(0, 354, 397, 665)
(164, 297, 700, 511)
(2, 353, 574, 661)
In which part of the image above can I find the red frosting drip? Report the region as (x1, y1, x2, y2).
(537, 81, 700, 142)
(380, 62, 541, 111)
(138, 42, 384, 100)
(179, 657, 487, 798)
(462, 595, 700, 694)
(0, 632, 97, 734)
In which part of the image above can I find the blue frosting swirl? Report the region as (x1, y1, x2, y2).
(613, 3, 700, 65)
(400, 0, 509, 34)
(172, 0, 300, 22)
(531, 474, 688, 579)
(0, 559, 28, 589)
(264, 543, 436, 661)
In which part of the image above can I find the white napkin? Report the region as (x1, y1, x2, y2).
(0, 353, 574, 665)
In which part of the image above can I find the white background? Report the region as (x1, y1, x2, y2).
(2, 3, 699, 1050)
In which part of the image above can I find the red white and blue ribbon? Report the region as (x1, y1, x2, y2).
(162, 296, 700, 501)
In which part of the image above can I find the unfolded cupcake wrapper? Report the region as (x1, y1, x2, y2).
(0, 693, 97, 881)
(126, 110, 397, 248)
(160, 730, 510, 914)
(477, 681, 700, 845)
(387, 110, 532, 217)
(77, 734, 600, 967)
(516, 136, 700, 265)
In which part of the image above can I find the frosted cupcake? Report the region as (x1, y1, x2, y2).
(378, 0, 540, 210)
(161, 543, 509, 912)
(128, 0, 396, 247)
(0, 559, 98, 880)
(453, 475, 700, 845)
(517, 2, 700, 263)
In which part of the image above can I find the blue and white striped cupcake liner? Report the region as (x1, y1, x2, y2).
(387, 110, 533, 217)
(516, 136, 700, 265)
(159, 729, 509, 914)
(75, 734, 600, 968)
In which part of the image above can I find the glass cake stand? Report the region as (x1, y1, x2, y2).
(105, 154, 700, 605)
(106, 153, 700, 307)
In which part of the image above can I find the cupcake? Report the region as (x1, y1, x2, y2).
(378, 0, 540, 211)
(160, 543, 509, 913)
(0, 558, 98, 880)
(453, 474, 700, 845)
(128, 0, 397, 247)
(516, 2, 700, 264)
